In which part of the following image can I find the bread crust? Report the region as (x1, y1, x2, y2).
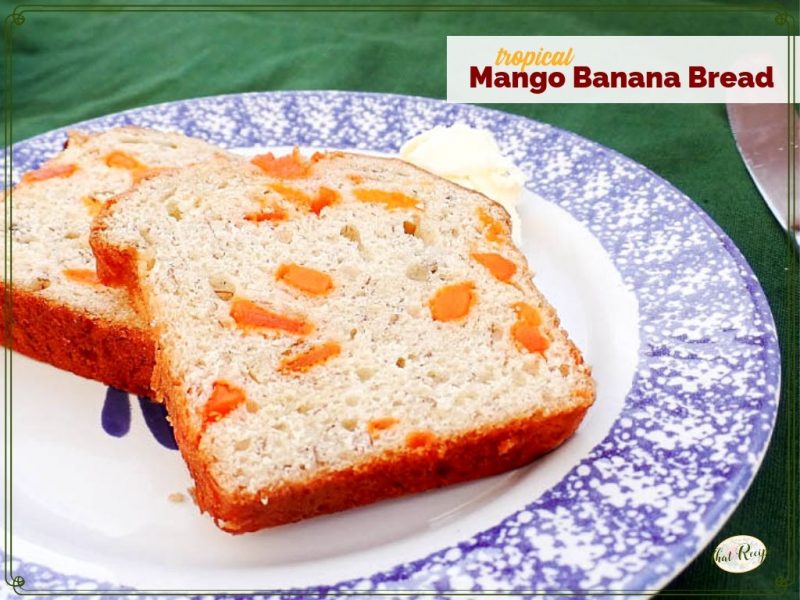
(165, 366, 591, 533)
(1, 283, 154, 396)
(91, 198, 147, 306)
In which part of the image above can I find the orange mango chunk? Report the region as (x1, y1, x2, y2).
(354, 188, 421, 211)
(279, 341, 341, 373)
(131, 167, 167, 184)
(477, 207, 509, 243)
(230, 298, 312, 335)
(251, 148, 310, 179)
(276, 263, 333, 296)
(406, 431, 436, 449)
(367, 417, 399, 438)
(269, 183, 312, 206)
(310, 150, 343, 163)
(63, 268, 101, 286)
(269, 184, 339, 215)
(510, 302, 549, 354)
(512, 322, 550, 353)
(83, 196, 104, 216)
(512, 302, 542, 326)
(203, 380, 246, 426)
(105, 151, 160, 183)
(310, 186, 340, 215)
(429, 282, 475, 322)
(472, 252, 517, 283)
(245, 206, 287, 222)
(105, 150, 146, 171)
(22, 163, 77, 183)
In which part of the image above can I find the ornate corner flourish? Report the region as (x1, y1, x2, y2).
(10, 6, 24, 26)
(774, 574, 793, 592)
(773, 11, 798, 34)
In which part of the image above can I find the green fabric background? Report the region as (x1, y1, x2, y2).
(3, 0, 798, 597)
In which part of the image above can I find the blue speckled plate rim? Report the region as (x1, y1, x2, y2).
(6, 90, 781, 597)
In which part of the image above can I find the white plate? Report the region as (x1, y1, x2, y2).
(4, 91, 779, 596)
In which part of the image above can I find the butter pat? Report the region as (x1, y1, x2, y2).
(400, 123, 525, 245)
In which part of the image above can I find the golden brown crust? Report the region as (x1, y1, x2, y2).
(0, 283, 154, 396)
(91, 232, 143, 296)
(90, 198, 154, 314)
(164, 367, 592, 533)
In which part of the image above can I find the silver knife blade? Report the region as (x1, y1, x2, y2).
(727, 103, 798, 233)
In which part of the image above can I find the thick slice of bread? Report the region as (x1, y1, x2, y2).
(91, 150, 595, 533)
(4, 127, 228, 394)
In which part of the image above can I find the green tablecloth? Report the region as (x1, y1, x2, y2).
(6, 1, 798, 597)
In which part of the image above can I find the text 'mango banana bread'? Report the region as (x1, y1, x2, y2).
(90, 150, 595, 533)
(4, 128, 228, 394)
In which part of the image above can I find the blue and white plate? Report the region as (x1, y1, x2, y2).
(3, 92, 780, 597)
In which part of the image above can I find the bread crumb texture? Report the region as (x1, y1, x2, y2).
(92, 150, 595, 532)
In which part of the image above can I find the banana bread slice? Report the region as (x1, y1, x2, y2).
(4, 127, 229, 394)
(91, 150, 595, 532)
